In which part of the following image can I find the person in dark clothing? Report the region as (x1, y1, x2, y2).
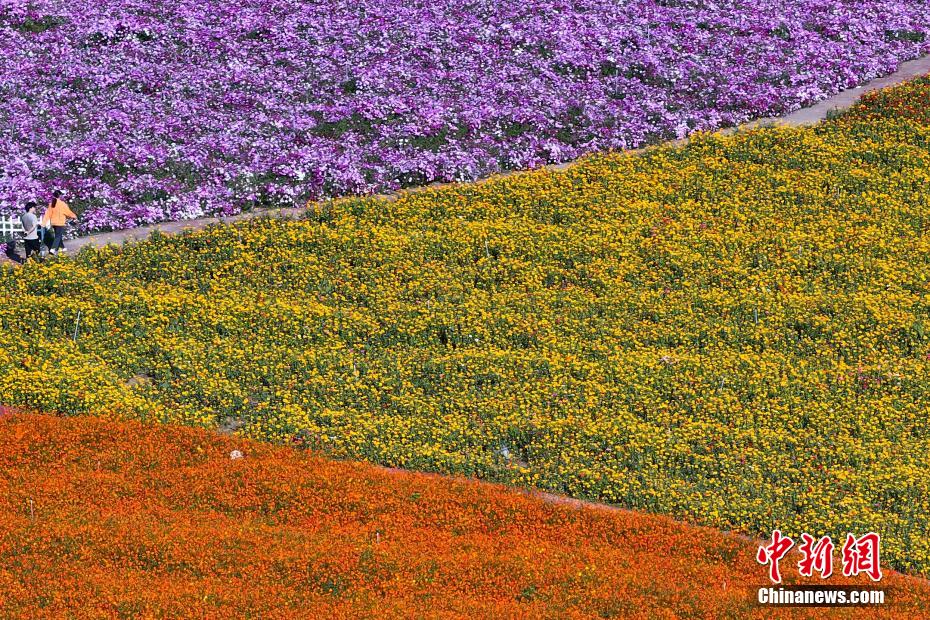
(3, 240, 23, 264)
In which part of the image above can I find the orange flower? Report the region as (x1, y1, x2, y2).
(0, 412, 927, 619)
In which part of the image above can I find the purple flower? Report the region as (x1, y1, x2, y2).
(1, 0, 928, 233)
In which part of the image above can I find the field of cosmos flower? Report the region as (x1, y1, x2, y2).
(2, 0, 930, 231)
(1, 411, 928, 617)
(3, 79, 930, 590)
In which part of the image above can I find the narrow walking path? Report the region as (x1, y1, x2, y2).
(49, 54, 930, 254)
(749, 54, 930, 128)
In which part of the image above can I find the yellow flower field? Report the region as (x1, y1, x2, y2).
(3, 81, 930, 574)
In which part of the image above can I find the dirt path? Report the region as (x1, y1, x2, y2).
(37, 54, 930, 255)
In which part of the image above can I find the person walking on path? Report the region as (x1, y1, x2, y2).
(20, 201, 41, 261)
(40, 190, 77, 255)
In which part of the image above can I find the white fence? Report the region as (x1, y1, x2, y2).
(0, 216, 24, 241)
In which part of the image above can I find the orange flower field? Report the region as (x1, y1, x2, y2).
(0, 411, 928, 618)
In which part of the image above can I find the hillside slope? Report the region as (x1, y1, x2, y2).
(5, 79, 930, 574)
(0, 412, 928, 618)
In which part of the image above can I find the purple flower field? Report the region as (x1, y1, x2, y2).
(1, 0, 929, 233)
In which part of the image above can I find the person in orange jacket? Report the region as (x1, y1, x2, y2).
(40, 190, 77, 255)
